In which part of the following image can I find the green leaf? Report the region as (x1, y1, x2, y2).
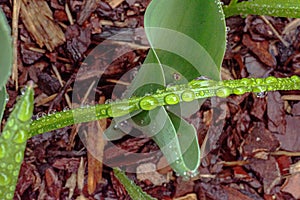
(0, 8, 13, 89)
(144, 0, 226, 82)
(0, 87, 7, 126)
(113, 168, 157, 200)
(223, 0, 300, 18)
(105, 0, 226, 179)
(0, 83, 34, 199)
(151, 110, 200, 178)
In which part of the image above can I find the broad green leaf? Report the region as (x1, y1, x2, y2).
(223, 0, 300, 18)
(0, 8, 12, 89)
(105, 0, 226, 178)
(0, 87, 7, 126)
(144, 0, 226, 82)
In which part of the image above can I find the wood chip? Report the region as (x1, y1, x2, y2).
(77, 0, 98, 25)
(106, 0, 125, 9)
(281, 173, 300, 199)
(173, 193, 197, 200)
(20, 0, 65, 51)
(87, 119, 107, 194)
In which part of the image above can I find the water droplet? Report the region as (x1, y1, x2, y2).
(5, 96, 9, 103)
(15, 151, 24, 163)
(63, 106, 70, 112)
(20, 87, 27, 95)
(12, 170, 19, 176)
(0, 163, 6, 168)
(233, 87, 248, 95)
(80, 103, 90, 108)
(139, 96, 158, 111)
(164, 93, 180, 105)
(173, 72, 181, 80)
(0, 144, 6, 158)
(181, 90, 195, 102)
(291, 75, 300, 82)
(55, 113, 62, 118)
(6, 118, 14, 127)
(100, 109, 106, 115)
(226, 26, 230, 33)
(256, 92, 267, 98)
(0, 172, 10, 186)
(265, 76, 277, 83)
(48, 109, 56, 115)
(113, 124, 119, 130)
(6, 193, 13, 199)
(105, 99, 113, 104)
(38, 128, 44, 134)
(37, 112, 46, 119)
(7, 164, 13, 170)
(9, 186, 15, 192)
(155, 89, 164, 94)
(2, 130, 12, 140)
(252, 86, 267, 93)
(216, 87, 232, 98)
(13, 130, 27, 144)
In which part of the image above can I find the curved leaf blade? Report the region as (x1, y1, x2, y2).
(144, 0, 226, 82)
(0, 8, 13, 89)
(0, 87, 7, 125)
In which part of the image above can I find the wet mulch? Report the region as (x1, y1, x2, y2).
(1, 0, 300, 199)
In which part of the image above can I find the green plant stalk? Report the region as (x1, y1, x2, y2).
(0, 83, 34, 200)
(223, 0, 300, 18)
(29, 75, 300, 137)
(113, 168, 157, 200)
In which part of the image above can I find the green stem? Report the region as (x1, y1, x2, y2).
(29, 75, 300, 138)
(223, 0, 300, 18)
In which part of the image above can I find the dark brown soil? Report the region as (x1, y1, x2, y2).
(1, 0, 300, 199)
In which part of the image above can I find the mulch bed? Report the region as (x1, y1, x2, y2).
(1, 0, 300, 199)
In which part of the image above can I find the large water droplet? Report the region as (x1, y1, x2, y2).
(233, 87, 248, 95)
(139, 96, 158, 111)
(216, 87, 232, 98)
(181, 90, 195, 102)
(164, 93, 180, 105)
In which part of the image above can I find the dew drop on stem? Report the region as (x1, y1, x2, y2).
(63, 106, 70, 112)
(47, 109, 56, 115)
(256, 91, 267, 98)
